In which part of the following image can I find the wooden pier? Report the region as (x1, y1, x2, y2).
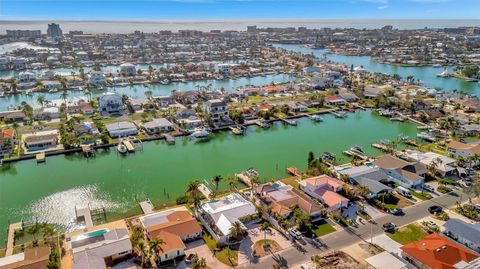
(36, 152, 46, 163)
(198, 183, 212, 200)
(81, 144, 96, 158)
(139, 199, 155, 215)
(280, 118, 297, 126)
(5, 222, 22, 256)
(235, 173, 252, 187)
(164, 134, 175, 144)
(75, 205, 94, 228)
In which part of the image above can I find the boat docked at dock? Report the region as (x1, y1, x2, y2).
(164, 134, 175, 144)
(437, 69, 451, 78)
(309, 114, 323, 122)
(189, 128, 211, 140)
(400, 136, 418, 146)
(330, 110, 347, 118)
(343, 146, 368, 160)
(230, 126, 246, 135)
(321, 151, 336, 162)
(117, 143, 128, 154)
(417, 132, 436, 142)
(256, 119, 271, 129)
(378, 109, 395, 117)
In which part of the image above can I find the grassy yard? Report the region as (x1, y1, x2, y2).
(281, 176, 300, 189)
(411, 191, 433, 201)
(0, 248, 5, 258)
(313, 222, 336, 237)
(387, 224, 428, 245)
(203, 233, 238, 266)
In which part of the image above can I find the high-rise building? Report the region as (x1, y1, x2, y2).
(47, 23, 63, 38)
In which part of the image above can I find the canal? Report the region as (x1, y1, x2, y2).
(275, 44, 480, 97)
(0, 110, 417, 244)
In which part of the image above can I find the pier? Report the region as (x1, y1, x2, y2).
(164, 134, 175, 144)
(235, 173, 252, 187)
(139, 199, 155, 215)
(35, 152, 46, 163)
(198, 183, 212, 199)
(280, 118, 297, 126)
(5, 222, 22, 256)
(81, 144, 96, 158)
(75, 206, 94, 228)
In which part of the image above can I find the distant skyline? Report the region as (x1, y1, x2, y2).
(1, 0, 480, 21)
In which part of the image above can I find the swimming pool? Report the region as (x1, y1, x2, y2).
(73, 228, 108, 242)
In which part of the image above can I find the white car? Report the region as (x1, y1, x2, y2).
(288, 228, 302, 240)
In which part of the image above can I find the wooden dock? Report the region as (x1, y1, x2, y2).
(75, 206, 94, 228)
(36, 152, 45, 163)
(5, 222, 22, 256)
(139, 199, 154, 215)
(164, 134, 175, 144)
(280, 118, 297, 126)
(235, 173, 252, 187)
(198, 183, 212, 199)
(122, 140, 135, 152)
(286, 167, 300, 177)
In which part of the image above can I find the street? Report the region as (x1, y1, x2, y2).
(237, 190, 472, 268)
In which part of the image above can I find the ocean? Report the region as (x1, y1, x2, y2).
(1, 19, 480, 34)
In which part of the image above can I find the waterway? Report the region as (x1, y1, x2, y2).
(275, 44, 480, 97)
(0, 110, 417, 245)
(0, 74, 295, 111)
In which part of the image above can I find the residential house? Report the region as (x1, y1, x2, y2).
(72, 228, 133, 269)
(364, 85, 386, 98)
(105, 121, 138, 138)
(457, 124, 480, 137)
(0, 128, 15, 157)
(139, 207, 202, 263)
(79, 102, 94, 115)
(127, 99, 143, 112)
(401, 233, 480, 269)
(143, 118, 174, 134)
(153, 95, 174, 108)
(374, 154, 426, 188)
(325, 95, 346, 106)
(99, 92, 124, 116)
(18, 71, 36, 83)
(172, 91, 199, 105)
(0, 246, 50, 269)
(24, 132, 58, 152)
(338, 92, 359, 102)
(447, 140, 480, 159)
(339, 165, 392, 199)
(0, 111, 27, 122)
(203, 99, 230, 123)
(298, 175, 349, 212)
(200, 193, 256, 241)
(88, 72, 107, 88)
(43, 80, 62, 91)
(404, 150, 457, 177)
(11, 58, 26, 70)
(34, 107, 60, 120)
(257, 181, 324, 217)
(444, 219, 480, 253)
(175, 109, 202, 129)
(73, 122, 100, 138)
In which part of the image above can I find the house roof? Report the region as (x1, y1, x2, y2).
(375, 154, 411, 170)
(352, 177, 391, 195)
(0, 247, 50, 269)
(156, 231, 186, 254)
(314, 188, 349, 208)
(401, 233, 480, 269)
(444, 219, 480, 246)
(447, 141, 480, 154)
(145, 210, 202, 240)
(300, 175, 344, 190)
(24, 133, 57, 143)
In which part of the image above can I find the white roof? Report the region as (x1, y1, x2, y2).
(0, 253, 24, 266)
(365, 251, 407, 269)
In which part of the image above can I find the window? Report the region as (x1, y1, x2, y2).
(165, 254, 168, 259)
(177, 250, 180, 256)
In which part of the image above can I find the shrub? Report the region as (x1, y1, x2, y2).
(437, 185, 452, 194)
(176, 195, 189, 205)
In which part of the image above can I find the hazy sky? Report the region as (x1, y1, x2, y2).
(1, 0, 479, 20)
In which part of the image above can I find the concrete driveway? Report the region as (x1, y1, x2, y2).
(175, 240, 231, 269)
(371, 234, 403, 255)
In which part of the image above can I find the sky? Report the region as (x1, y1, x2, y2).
(0, 0, 479, 20)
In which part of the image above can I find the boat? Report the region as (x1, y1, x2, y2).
(350, 146, 365, 155)
(331, 110, 347, 118)
(436, 69, 451, 78)
(309, 114, 323, 122)
(287, 167, 300, 177)
(390, 116, 406, 122)
(343, 146, 368, 160)
(245, 168, 259, 178)
(432, 64, 442, 68)
(282, 118, 297, 126)
(417, 125, 431, 130)
(117, 143, 128, 154)
(230, 126, 245, 135)
(257, 120, 271, 129)
(321, 152, 336, 161)
(378, 109, 395, 117)
(160, 79, 170, 85)
(417, 132, 436, 142)
(400, 136, 418, 146)
(189, 128, 210, 139)
(164, 134, 175, 144)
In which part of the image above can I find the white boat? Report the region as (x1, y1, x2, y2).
(190, 128, 210, 139)
(417, 132, 436, 142)
(436, 69, 451, 78)
(432, 64, 442, 68)
(230, 126, 245, 135)
(309, 115, 323, 122)
(117, 143, 128, 154)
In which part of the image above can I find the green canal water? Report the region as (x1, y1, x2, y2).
(0, 110, 417, 244)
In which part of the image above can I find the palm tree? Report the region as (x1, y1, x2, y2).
(60, 90, 68, 107)
(37, 95, 46, 108)
(26, 223, 40, 241)
(186, 180, 202, 214)
(229, 221, 246, 241)
(226, 176, 237, 192)
(136, 241, 150, 268)
(212, 175, 222, 192)
(145, 90, 153, 100)
(149, 238, 164, 266)
(250, 176, 260, 199)
(260, 221, 271, 240)
(427, 158, 440, 177)
(10, 79, 17, 93)
(311, 255, 322, 269)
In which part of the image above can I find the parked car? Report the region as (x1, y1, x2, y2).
(383, 222, 397, 233)
(422, 220, 439, 231)
(185, 253, 197, 264)
(395, 186, 412, 198)
(389, 208, 404, 216)
(288, 228, 302, 240)
(422, 184, 435, 193)
(428, 205, 443, 215)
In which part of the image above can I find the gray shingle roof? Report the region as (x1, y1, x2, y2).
(444, 219, 480, 245)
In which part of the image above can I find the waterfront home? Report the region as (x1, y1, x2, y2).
(153, 95, 175, 108)
(42, 80, 62, 91)
(374, 154, 426, 188)
(257, 181, 324, 217)
(310, 76, 333, 90)
(325, 95, 346, 106)
(338, 165, 392, 199)
(401, 233, 480, 269)
(71, 228, 133, 269)
(338, 92, 359, 102)
(143, 118, 174, 134)
(277, 101, 307, 113)
(18, 71, 36, 83)
(23, 132, 59, 152)
(139, 207, 202, 263)
(203, 99, 230, 123)
(105, 121, 138, 138)
(120, 63, 136, 76)
(298, 175, 349, 212)
(214, 63, 231, 76)
(444, 219, 480, 253)
(0, 128, 15, 157)
(457, 124, 480, 137)
(99, 92, 125, 116)
(447, 140, 480, 159)
(199, 193, 256, 242)
(175, 109, 203, 129)
(33, 106, 60, 120)
(403, 150, 457, 177)
(0, 246, 50, 269)
(126, 98, 143, 112)
(363, 85, 386, 98)
(74, 122, 100, 138)
(88, 72, 107, 88)
(0, 111, 27, 123)
(304, 66, 321, 75)
(172, 91, 199, 105)
(11, 58, 26, 70)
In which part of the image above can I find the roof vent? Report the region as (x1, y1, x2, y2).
(422, 243, 427, 250)
(436, 248, 442, 252)
(442, 245, 447, 249)
(177, 218, 181, 221)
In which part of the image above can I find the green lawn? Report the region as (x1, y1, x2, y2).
(313, 222, 336, 237)
(203, 233, 238, 266)
(387, 224, 428, 245)
(411, 191, 433, 201)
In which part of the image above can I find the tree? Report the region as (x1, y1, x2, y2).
(145, 90, 153, 100)
(250, 176, 260, 199)
(229, 221, 246, 241)
(186, 180, 202, 214)
(464, 176, 480, 198)
(26, 223, 40, 241)
(47, 246, 60, 269)
(212, 175, 222, 192)
(308, 151, 315, 166)
(149, 238, 165, 266)
(311, 255, 322, 269)
(226, 176, 237, 191)
(260, 221, 271, 240)
(37, 95, 46, 108)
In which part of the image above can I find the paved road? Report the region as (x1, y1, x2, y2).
(237, 190, 472, 269)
